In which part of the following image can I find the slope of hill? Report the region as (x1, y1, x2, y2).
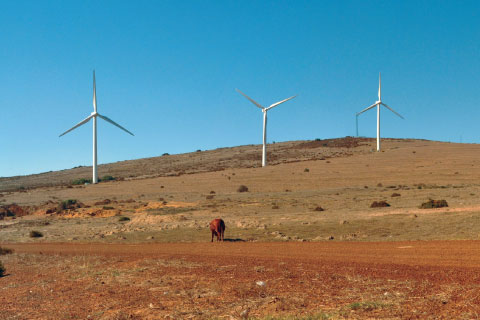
(0, 137, 379, 191)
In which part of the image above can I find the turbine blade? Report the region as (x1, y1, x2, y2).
(356, 102, 378, 116)
(59, 114, 94, 137)
(266, 95, 297, 111)
(381, 103, 404, 119)
(97, 114, 134, 136)
(235, 89, 264, 110)
(93, 70, 97, 112)
(378, 72, 381, 101)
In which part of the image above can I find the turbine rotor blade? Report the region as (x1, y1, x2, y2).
(378, 72, 381, 101)
(266, 95, 297, 111)
(93, 70, 97, 112)
(59, 114, 94, 137)
(97, 114, 135, 136)
(381, 103, 404, 119)
(235, 88, 264, 110)
(356, 102, 379, 116)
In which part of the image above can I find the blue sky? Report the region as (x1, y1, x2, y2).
(1, 0, 479, 177)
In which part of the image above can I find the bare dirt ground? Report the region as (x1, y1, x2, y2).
(3, 138, 480, 318)
(2, 241, 480, 319)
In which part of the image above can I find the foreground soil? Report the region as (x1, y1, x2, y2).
(2, 241, 480, 319)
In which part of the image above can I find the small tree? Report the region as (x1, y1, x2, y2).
(0, 261, 5, 277)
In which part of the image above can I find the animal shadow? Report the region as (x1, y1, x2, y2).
(223, 238, 245, 242)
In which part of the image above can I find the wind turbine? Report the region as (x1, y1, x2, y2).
(356, 73, 404, 151)
(59, 71, 134, 184)
(236, 89, 296, 167)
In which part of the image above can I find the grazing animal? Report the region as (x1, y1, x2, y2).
(210, 218, 225, 242)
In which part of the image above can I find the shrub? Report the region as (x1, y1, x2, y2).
(304, 168, 310, 172)
(103, 206, 115, 210)
(118, 216, 130, 222)
(314, 206, 324, 211)
(72, 178, 92, 185)
(100, 175, 115, 182)
(29, 230, 43, 238)
(162, 153, 169, 156)
(391, 193, 401, 197)
(0, 261, 5, 277)
(0, 247, 13, 255)
(237, 185, 249, 193)
(58, 199, 78, 211)
(419, 200, 448, 209)
(370, 201, 390, 208)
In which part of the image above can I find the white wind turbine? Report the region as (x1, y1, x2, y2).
(236, 89, 296, 167)
(356, 73, 404, 151)
(59, 71, 134, 184)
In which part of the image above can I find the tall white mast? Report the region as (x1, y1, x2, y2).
(356, 73, 404, 152)
(60, 71, 134, 184)
(236, 89, 296, 167)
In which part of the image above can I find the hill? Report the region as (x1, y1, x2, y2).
(0, 137, 380, 192)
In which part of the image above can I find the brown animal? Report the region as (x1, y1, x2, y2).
(210, 218, 225, 242)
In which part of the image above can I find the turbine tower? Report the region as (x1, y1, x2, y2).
(59, 71, 134, 184)
(236, 89, 296, 167)
(356, 73, 403, 151)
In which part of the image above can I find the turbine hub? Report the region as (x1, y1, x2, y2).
(91, 112, 98, 117)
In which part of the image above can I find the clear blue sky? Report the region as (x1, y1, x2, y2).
(1, 1, 479, 177)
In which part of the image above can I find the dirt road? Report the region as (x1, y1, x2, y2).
(2, 241, 480, 319)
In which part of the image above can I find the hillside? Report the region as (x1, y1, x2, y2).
(3, 136, 480, 244)
(0, 137, 380, 191)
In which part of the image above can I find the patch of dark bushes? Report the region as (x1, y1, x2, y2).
(370, 201, 390, 208)
(314, 206, 325, 211)
(72, 178, 92, 185)
(0, 261, 5, 277)
(29, 230, 43, 238)
(100, 175, 116, 182)
(237, 185, 249, 193)
(72, 176, 115, 185)
(118, 216, 130, 222)
(419, 200, 448, 209)
(0, 247, 13, 255)
(58, 199, 83, 211)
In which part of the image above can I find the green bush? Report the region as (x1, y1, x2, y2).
(59, 199, 77, 210)
(29, 230, 43, 238)
(100, 175, 115, 182)
(118, 216, 130, 222)
(72, 178, 92, 185)
(0, 261, 5, 277)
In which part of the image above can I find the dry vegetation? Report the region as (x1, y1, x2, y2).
(3, 137, 480, 318)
